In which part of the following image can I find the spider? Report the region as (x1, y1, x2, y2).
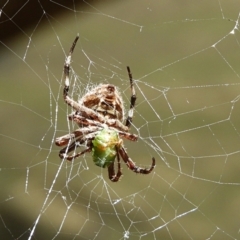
(55, 35, 155, 182)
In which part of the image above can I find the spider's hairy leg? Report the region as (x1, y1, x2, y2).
(55, 133, 78, 147)
(125, 66, 137, 128)
(63, 35, 79, 98)
(61, 36, 107, 121)
(62, 35, 86, 112)
(118, 147, 155, 174)
(55, 126, 101, 147)
(108, 150, 122, 182)
(58, 132, 98, 161)
(69, 113, 130, 132)
(118, 131, 138, 142)
(60, 144, 92, 161)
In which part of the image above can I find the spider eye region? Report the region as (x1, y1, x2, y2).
(92, 128, 121, 168)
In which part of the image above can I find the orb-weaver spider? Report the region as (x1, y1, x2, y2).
(55, 35, 155, 182)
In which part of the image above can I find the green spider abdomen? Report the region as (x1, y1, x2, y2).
(92, 128, 121, 168)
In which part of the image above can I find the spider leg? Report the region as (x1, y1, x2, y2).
(62, 36, 106, 122)
(60, 143, 92, 161)
(63, 35, 79, 100)
(69, 113, 138, 141)
(118, 131, 138, 142)
(108, 149, 122, 182)
(125, 66, 137, 128)
(55, 126, 101, 147)
(59, 132, 98, 161)
(57, 128, 99, 161)
(118, 147, 155, 174)
(55, 133, 79, 147)
(69, 113, 129, 132)
(69, 114, 104, 128)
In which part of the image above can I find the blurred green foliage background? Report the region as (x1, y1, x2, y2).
(1, 1, 240, 239)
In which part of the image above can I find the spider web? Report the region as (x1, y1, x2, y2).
(1, 1, 240, 239)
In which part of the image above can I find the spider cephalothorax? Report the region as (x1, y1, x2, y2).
(80, 83, 125, 122)
(55, 35, 155, 182)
